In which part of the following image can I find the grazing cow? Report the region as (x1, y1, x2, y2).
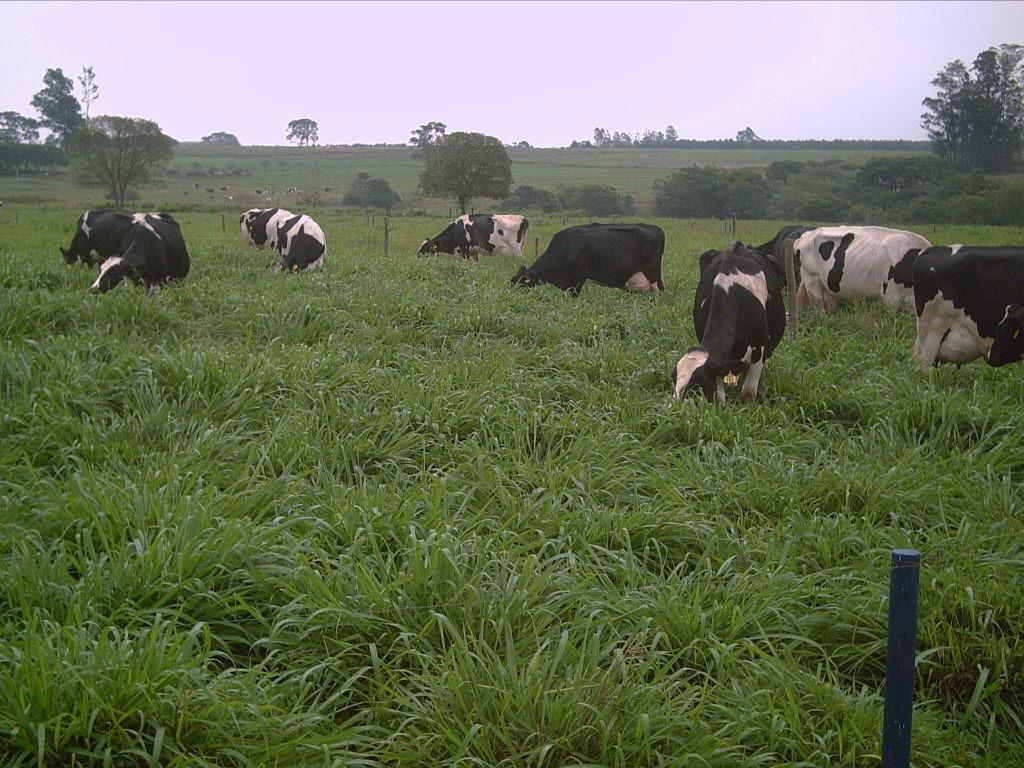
(673, 240, 786, 402)
(419, 214, 529, 259)
(912, 245, 1024, 372)
(61, 209, 133, 266)
(794, 226, 930, 312)
(90, 213, 189, 293)
(240, 208, 295, 250)
(511, 223, 665, 294)
(275, 213, 326, 272)
(697, 225, 811, 283)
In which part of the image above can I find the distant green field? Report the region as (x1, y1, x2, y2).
(2, 205, 1023, 766)
(0, 144, 929, 213)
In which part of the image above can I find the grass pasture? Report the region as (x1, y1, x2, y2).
(1, 207, 1023, 766)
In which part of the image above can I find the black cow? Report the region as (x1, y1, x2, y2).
(61, 209, 132, 266)
(275, 214, 326, 272)
(419, 214, 529, 259)
(511, 223, 665, 294)
(912, 245, 1024, 372)
(673, 240, 786, 402)
(698, 225, 810, 283)
(89, 214, 189, 293)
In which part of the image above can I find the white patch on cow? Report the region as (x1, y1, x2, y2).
(306, 254, 324, 271)
(914, 289, 987, 372)
(131, 213, 159, 236)
(90, 256, 123, 291)
(80, 211, 92, 236)
(673, 349, 709, 399)
(714, 270, 768, 307)
(625, 271, 657, 293)
(716, 378, 726, 404)
(796, 226, 930, 311)
(89, 249, 100, 262)
(741, 346, 759, 363)
(486, 214, 528, 257)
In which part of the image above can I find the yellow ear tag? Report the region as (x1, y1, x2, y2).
(723, 374, 739, 386)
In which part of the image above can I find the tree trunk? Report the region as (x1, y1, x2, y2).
(458, 195, 469, 215)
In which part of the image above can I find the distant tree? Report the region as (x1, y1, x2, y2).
(665, 125, 678, 143)
(922, 44, 1024, 171)
(0, 112, 40, 143)
(286, 118, 319, 146)
(419, 131, 512, 214)
(0, 142, 66, 175)
(409, 121, 447, 149)
(78, 65, 99, 123)
(202, 132, 241, 145)
(655, 167, 770, 218)
(856, 156, 952, 204)
(765, 160, 805, 183)
(517, 140, 531, 148)
(558, 184, 634, 216)
(342, 171, 401, 213)
(504, 184, 559, 213)
(31, 68, 84, 146)
(570, 139, 594, 149)
(67, 115, 174, 207)
(593, 127, 610, 147)
(736, 126, 763, 144)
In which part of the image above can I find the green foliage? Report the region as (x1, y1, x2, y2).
(342, 171, 401, 211)
(557, 184, 635, 216)
(922, 43, 1024, 171)
(766, 159, 805, 183)
(285, 118, 318, 147)
(420, 131, 512, 214)
(0, 142, 67, 175)
(30, 67, 83, 147)
(0, 112, 40, 144)
(655, 167, 771, 218)
(201, 131, 240, 146)
(503, 184, 560, 213)
(409, 121, 446, 149)
(67, 115, 175, 207)
(1, 209, 1023, 765)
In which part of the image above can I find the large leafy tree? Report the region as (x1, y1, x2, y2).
(67, 116, 174, 207)
(31, 68, 84, 147)
(922, 43, 1024, 171)
(286, 118, 318, 146)
(0, 112, 40, 143)
(342, 172, 400, 213)
(419, 131, 512, 214)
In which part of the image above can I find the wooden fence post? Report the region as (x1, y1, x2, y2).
(731, 216, 737, 236)
(384, 217, 390, 258)
(785, 239, 799, 337)
(221, 212, 226, 232)
(882, 549, 922, 768)
(534, 237, 539, 257)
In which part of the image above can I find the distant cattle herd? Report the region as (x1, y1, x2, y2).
(59, 206, 1024, 396)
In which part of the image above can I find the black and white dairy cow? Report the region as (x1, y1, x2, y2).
(794, 226, 930, 313)
(274, 213, 326, 272)
(673, 240, 786, 402)
(510, 223, 665, 294)
(90, 213, 190, 293)
(912, 245, 1024, 372)
(419, 214, 529, 259)
(61, 209, 133, 266)
(239, 207, 295, 250)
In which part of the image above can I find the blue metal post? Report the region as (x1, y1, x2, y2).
(882, 548, 922, 768)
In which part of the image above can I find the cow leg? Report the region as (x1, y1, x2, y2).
(716, 378, 726, 404)
(914, 311, 946, 373)
(796, 282, 810, 310)
(823, 291, 840, 314)
(741, 360, 765, 401)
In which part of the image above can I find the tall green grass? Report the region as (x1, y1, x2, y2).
(1, 208, 1022, 766)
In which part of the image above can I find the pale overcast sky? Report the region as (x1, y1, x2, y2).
(1, 1, 1021, 146)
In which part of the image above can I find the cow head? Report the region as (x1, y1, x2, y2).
(989, 304, 1024, 366)
(417, 238, 436, 255)
(510, 266, 539, 288)
(672, 348, 716, 401)
(89, 256, 136, 293)
(60, 245, 77, 265)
